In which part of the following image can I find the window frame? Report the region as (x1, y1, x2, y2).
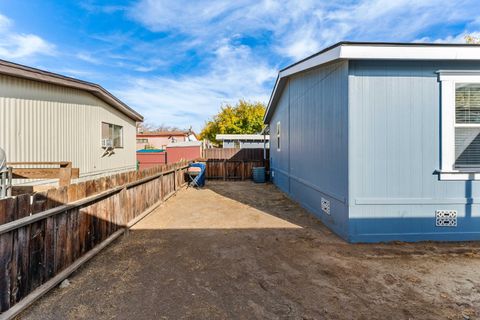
(101, 122, 124, 149)
(276, 121, 281, 152)
(439, 72, 480, 180)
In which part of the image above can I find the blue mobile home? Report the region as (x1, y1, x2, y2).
(264, 42, 480, 242)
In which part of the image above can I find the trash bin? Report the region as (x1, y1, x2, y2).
(252, 167, 266, 183)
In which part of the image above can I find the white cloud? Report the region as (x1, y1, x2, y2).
(280, 22, 322, 60)
(0, 13, 55, 60)
(76, 52, 101, 64)
(130, 0, 480, 61)
(0, 13, 12, 31)
(415, 31, 480, 44)
(0, 34, 55, 59)
(129, 0, 247, 34)
(124, 0, 480, 128)
(56, 68, 98, 79)
(115, 40, 276, 131)
(79, 3, 126, 14)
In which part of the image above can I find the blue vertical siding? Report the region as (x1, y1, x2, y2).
(270, 58, 480, 242)
(348, 60, 480, 242)
(270, 80, 290, 194)
(270, 61, 350, 239)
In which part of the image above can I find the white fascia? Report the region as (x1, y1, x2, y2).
(265, 43, 480, 124)
(281, 44, 480, 79)
(341, 45, 480, 61)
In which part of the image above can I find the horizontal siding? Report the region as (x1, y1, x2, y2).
(348, 60, 480, 242)
(0, 74, 137, 185)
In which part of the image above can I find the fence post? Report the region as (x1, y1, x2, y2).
(0, 169, 5, 198)
(7, 167, 12, 197)
(223, 160, 227, 181)
(173, 164, 177, 192)
(241, 161, 245, 181)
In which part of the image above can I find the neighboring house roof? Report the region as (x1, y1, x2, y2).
(137, 131, 199, 140)
(264, 41, 480, 123)
(137, 131, 189, 137)
(216, 134, 269, 141)
(167, 141, 202, 147)
(0, 59, 143, 122)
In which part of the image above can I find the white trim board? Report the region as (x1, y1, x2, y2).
(439, 71, 480, 180)
(216, 134, 269, 140)
(265, 42, 480, 123)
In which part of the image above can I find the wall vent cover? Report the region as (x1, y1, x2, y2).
(321, 198, 330, 215)
(435, 210, 457, 227)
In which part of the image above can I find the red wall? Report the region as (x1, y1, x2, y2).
(136, 152, 167, 170)
(166, 146, 202, 164)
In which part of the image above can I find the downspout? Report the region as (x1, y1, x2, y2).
(263, 130, 267, 162)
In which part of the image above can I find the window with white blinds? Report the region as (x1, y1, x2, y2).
(455, 83, 480, 168)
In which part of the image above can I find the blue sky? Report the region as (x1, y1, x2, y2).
(0, 0, 479, 131)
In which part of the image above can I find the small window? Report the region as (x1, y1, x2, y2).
(102, 122, 123, 148)
(454, 83, 480, 168)
(276, 121, 281, 151)
(137, 138, 148, 144)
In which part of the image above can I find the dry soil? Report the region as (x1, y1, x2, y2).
(19, 181, 480, 320)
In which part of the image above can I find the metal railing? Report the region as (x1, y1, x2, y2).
(0, 166, 12, 198)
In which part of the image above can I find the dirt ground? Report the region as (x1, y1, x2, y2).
(20, 181, 480, 320)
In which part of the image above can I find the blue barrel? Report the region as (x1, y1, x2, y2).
(252, 167, 266, 183)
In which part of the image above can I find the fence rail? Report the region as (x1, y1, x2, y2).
(202, 148, 266, 160)
(201, 148, 268, 181)
(7, 162, 80, 187)
(0, 161, 189, 317)
(204, 160, 265, 180)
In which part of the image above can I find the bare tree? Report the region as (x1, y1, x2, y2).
(137, 122, 185, 133)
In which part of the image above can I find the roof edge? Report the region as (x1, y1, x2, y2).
(280, 41, 480, 73)
(0, 59, 143, 122)
(264, 41, 480, 123)
(216, 134, 269, 140)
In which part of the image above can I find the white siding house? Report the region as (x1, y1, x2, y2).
(0, 59, 143, 185)
(216, 134, 269, 149)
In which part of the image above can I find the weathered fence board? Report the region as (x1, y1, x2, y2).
(202, 148, 267, 160)
(0, 161, 189, 316)
(204, 160, 265, 180)
(201, 148, 268, 181)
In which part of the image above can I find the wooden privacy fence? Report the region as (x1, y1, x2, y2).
(0, 161, 189, 318)
(8, 162, 80, 187)
(200, 148, 269, 181)
(204, 160, 265, 180)
(202, 148, 266, 160)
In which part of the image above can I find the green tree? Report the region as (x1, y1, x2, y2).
(200, 100, 266, 145)
(465, 34, 480, 44)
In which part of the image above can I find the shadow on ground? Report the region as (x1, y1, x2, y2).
(19, 181, 480, 320)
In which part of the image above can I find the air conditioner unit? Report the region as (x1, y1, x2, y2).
(102, 139, 113, 148)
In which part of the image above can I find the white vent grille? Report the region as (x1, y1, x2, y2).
(436, 210, 457, 227)
(321, 198, 330, 215)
